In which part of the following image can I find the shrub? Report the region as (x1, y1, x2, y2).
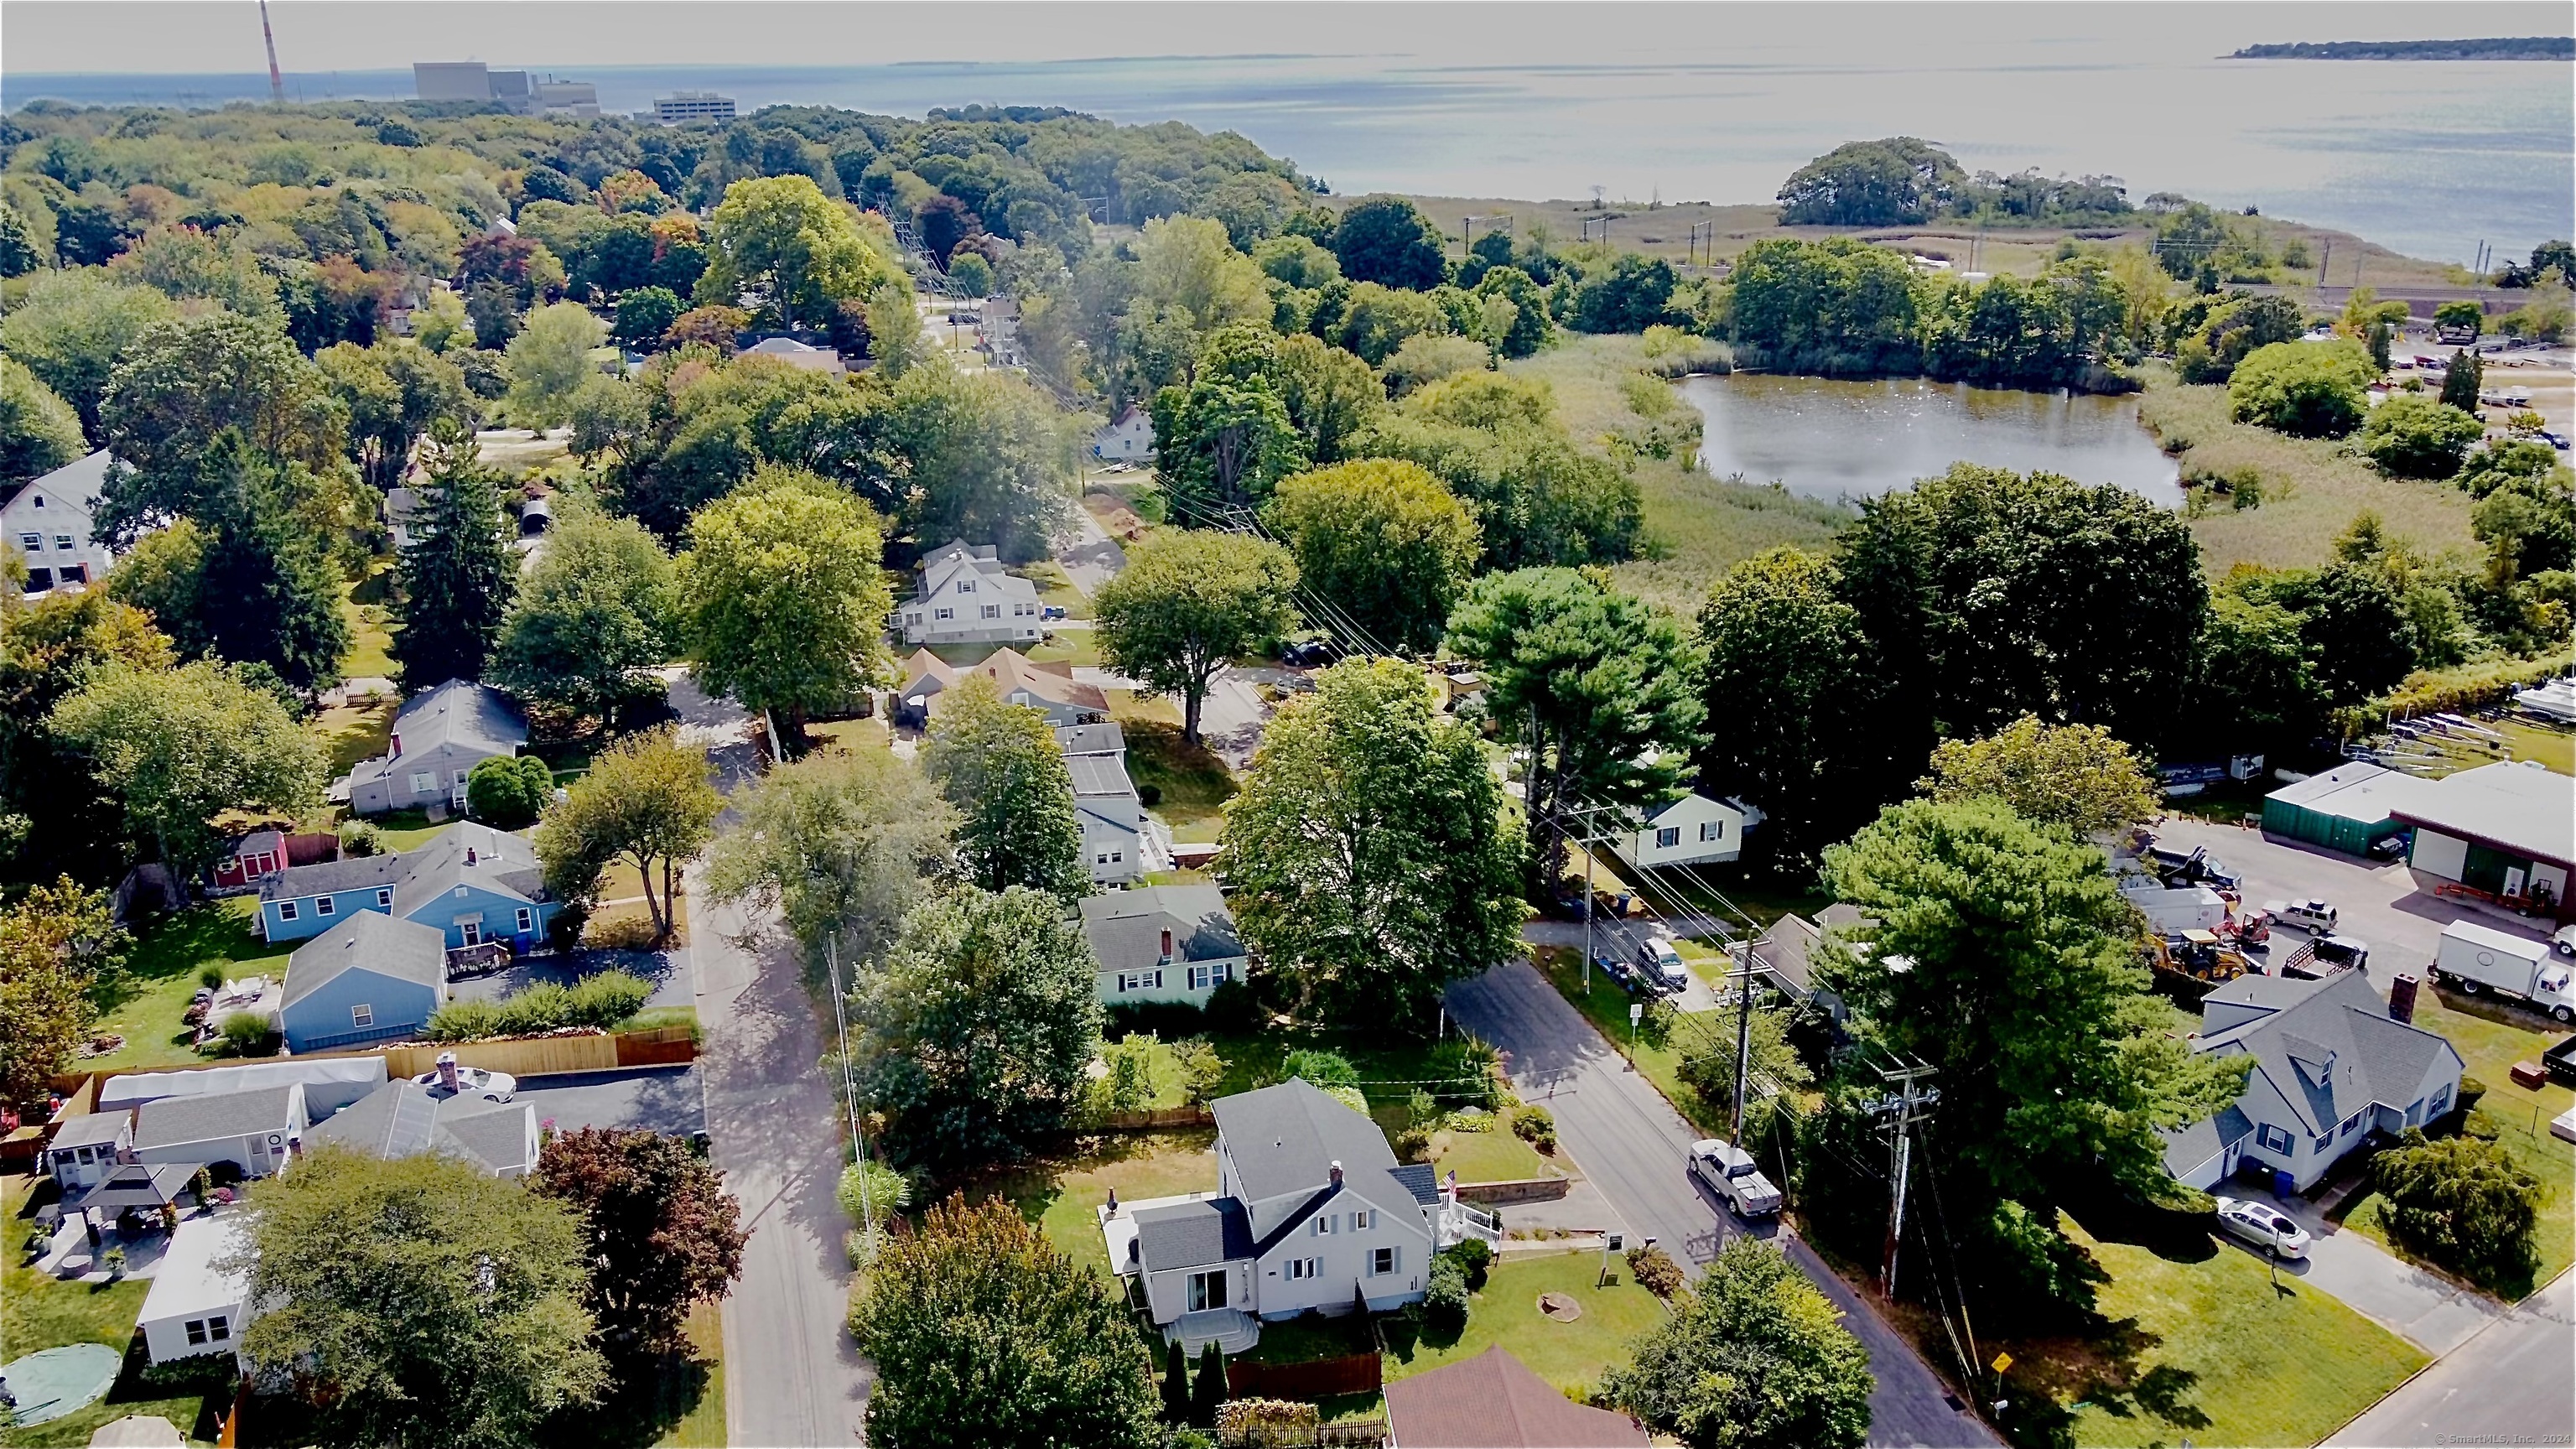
(2228, 340, 2375, 438)
(1626, 1242, 1685, 1298)
(423, 997, 506, 1041)
(423, 969, 652, 1041)
(1214, 1401, 1317, 1437)
(1392, 1125, 1431, 1161)
(219, 1012, 278, 1057)
(197, 964, 226, 989)
(2371, 1127, 2544, 1290)
(1423, 1036, 1503, 1110)
(1279, 1048, 1358, 1089)
(1202, 977, 1263, 1034)
(1444, 1106, 1494, 1133)
(338, 819, 385, 857)
(1509, 1104, 1557, 1155)
(467, 754, 555, 828)
(1171, 1037, 1226, 1107)
(837, 1158, 911, 1227)
(1445, 1235, 1493, 1291)
(1423, 1254, 1470, 1332)
(1136, 782, 1163, 807)
(2360, 394, 2485, 479)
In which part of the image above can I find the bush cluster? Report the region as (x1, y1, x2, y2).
(1509, 1104, 1557, 1155)
(1625, 1242, 1685, 1298)
(1422, 1254, 1471, 1333)
(423, 969, 653, 1041)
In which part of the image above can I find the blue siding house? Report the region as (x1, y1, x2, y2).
(260, 824, 560, 953)
(280, 911, 448, 1053)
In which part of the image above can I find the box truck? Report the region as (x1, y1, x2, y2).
(2433, 920, 2574, 1022)
(2124, 885, 2227, 934)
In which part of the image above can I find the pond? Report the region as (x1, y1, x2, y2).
(1681, 373, 2184, 507)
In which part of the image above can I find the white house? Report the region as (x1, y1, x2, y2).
(1615, 792, 1762, 870)
(132, 1084, 309, 1181)
(1091, 406, 1154, 462)
(1083, 883, 1244, 1007)
(45, 1112, 135, 1192)
(1058, 720, 1147, 885)
(740, 336, 847, 374)
(345, 680, 531, 815)
(1101, 1079, 1498, 1353)
(2161, 970, 2465, 1195)
(308, 1078, 541, 1178)
(5, 450, 136, 595)
(898, 540, 1044, 647)
(136, 1213, 251, 1366)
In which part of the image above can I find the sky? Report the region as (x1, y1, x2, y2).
(5, 1, 2568, 77)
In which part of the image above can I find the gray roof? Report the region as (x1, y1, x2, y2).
(390, 824, 546, 920)
(52, 1111, 132, 1150)
(134, 1085, 299, 1150)
(283, 910, 448, 1010)
(1056, 722, 1125, 756)
(1211, 1078, 1423, 1227)
(2387, 761, 2576, 868)
(1131, 1195, 1255, 1273)
(2160, 1104, 2254, 1176)
(69, 1162, 200, 1213)
(261, 849, 408, 903)
(2204, 972, 2329, 1015)
(391, 679, 527, 758)
(309, 1080, 534, 1176)
(2194, 971, 2464, 1136)
(1066, 752, 1137, 799)
(3, 449, 112, 514)
(1080, 886, 1241, 974)
(1389, 1162, 1441, 1206)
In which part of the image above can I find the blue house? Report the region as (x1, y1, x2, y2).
(259, 824, 560, 953)
(280, 911, 449, 1053)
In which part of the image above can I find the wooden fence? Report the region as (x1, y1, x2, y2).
(615, 1026, 701, 1067)
(1097, 1104, 1215, 1132)
(59, 1028, 698, 1124)
(1226, 1352, 1382, 1402)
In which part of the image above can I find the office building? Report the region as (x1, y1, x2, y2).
(657, 91, 738, 124)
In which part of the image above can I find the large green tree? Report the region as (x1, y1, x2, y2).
(392, 427, 519, 687)
(703, 746, 954, 961)
(2359, 393, 2485, 480)
(505, 301, 611, 428)
(1917, 715, 2158, 838)
(535, 729, 720, 945)
(675, 465, 892, 742)
(1219, 658, 1523, 1030)
(1776, 138, 1964, 226)
(2371, 1128, 2545, 1293)
(0, 356, 87, 486)
(1819, 797, 2249, 1204)
(1093, 530, 1298, 744)
(490, 495, 676, 729)
(887, 363, 1077, 562)
(848, 1196, 1161, 1449)
(1265, 459, 1481, 653)
(316, 339, 473, 494)
(230, 1148, 609, 1449)
(0, 877, 129, 1105)
(1693, 546, 1872, 871)
(1331, 195, 1447, 291)
(1604, 1237, 1873, 1449)
(2228, 340, 2375, 438)
(48, 658, 324, 873)
(697, 174, 892, 331)
(529, 1127, 746, 1358)
(0, 590, 174, 886)
(850, 885, 1104, 1169)
(922, 675, 1088, 901)
(95, 311, 347, 537)
(1446, 568, 1706, 892)
(1151, 372, 1308, 517)
(0, 268, 177, 436)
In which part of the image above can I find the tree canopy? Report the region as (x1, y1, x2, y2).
(392, 428, 519, 687)
(1093, 530, 1298, 743)
(48, 658, 322, 872)
(529, 1127, 746, 1358)
(1694, 546, 1875, 872)
(2229, 340, 2376, 438)
(1775, 138, 1966, 226)
(0, 356, 87, 486)
(490, 494, 675, 729)
(536, 729, 720, 944)
(1917, 714, 2158, 838)
(1264, 459, 1481, 653)
(704, 745, 953, 962)
(1605, 1237, 1873, 1449)
(674, 465, 892, 738)
(922, 675, 1089, 901)
(1331, 195, 1447, 292)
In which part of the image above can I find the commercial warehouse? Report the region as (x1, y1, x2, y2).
(2389, 761, 2575, 908)
(2261, 763, 2433, 855)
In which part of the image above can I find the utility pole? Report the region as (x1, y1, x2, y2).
(826, 934, 876, 1242)
(1555, 802, 1633, 991)
(1867, 1057, 1940, 1298)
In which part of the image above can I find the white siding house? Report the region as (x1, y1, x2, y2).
(2161, 971, 2464, 1194)
(1083, 884, 1245, 1007)
(1616, 792, 1761, 870)
(1091, 407, 1154, 462)
(5, 451, 136, 595)
(898, 540, 1044, 647)
(1101, 1080, 1496, 1353)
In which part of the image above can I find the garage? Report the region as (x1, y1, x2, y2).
(2261, 763, 2433, 856)
(2390, 761, 2575, 911)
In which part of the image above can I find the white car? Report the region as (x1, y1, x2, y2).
(2213, 1196, 2310, 1259)
(1688, 1138, 1783, 1218)
(416, 1057, 517, 1103)
(2554, 924, 2576, 958)
(2262, 898, 2339, 933)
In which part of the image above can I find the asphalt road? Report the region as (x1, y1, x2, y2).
(2324, 1270, 2575, 1447)
(692, 877, 873, 1447)
(1447, 959, 2002, 1449)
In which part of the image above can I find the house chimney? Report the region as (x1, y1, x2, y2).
(1161, 928, 1174, 963)
(436, 1052, 461, 1092)
(1329, 1160, 1343, 1187)
(2387, 972, 2420, 1025)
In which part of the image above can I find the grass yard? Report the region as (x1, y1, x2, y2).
(651, 1302, 726, 1448)
(983, 1128, 1221, 1276)
(1119, 719, 1238, 842)
(1015, 560, 1093, 619)
(2, 1178, 230, 1447)
(352, 808, 454, 853)
(1999, 1211, 2426, 1449)
(2496, 719, 2574, 776)
(1380, 1249, 1667, 1400)
(2137, 371, 2480, 576)
(86, 899, 290, 1072)
(309, 699, 395, 776)
(338, 576, 397, 684)
(1420, 1124, 1553, 1184)
(806, 717, 891, 755)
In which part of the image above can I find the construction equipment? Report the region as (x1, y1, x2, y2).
(2153, 929, 2249, 982)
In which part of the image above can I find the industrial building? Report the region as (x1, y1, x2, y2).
(2261, 762, 2433, 856)
(413, 61, 598, 116)
(2389, 761, 2575, 907)
(656, 91, 738, 124)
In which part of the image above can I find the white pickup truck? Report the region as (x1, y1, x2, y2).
(1689, 1138, 1783, 1218)
(2262, 898, 2339, 933)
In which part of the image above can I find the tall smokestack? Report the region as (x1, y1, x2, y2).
(260, 0, 286, 104)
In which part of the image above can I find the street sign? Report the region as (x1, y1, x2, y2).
(1991, 1351, 2013, 1375)
(1628, 1003, 1644, 1024)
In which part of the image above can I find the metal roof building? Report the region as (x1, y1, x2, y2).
(2261, 762, 2436, 855)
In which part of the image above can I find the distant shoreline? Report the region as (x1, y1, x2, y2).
(2226, 38, 2573, 61)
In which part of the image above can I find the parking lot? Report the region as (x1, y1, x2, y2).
(2147, 815, 2558, 989)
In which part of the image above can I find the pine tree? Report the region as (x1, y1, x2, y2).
(1190, 1343, 1227, 1428)
(2438, 350, 2482, 413)
(392, 423, 520, 687)
(1160, 1338, 1192, 1425)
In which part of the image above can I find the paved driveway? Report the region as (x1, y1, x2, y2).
(2217, 1183, 2504, 1353)
(691, 878, 872, 1446)
(1057, 496, 1128, 596)
(1447, 959, 2002, 1448)
(2325, 1270, 2575, 1447)
(448, 946, 690, 1009)
(514, 1065, 706, 1138)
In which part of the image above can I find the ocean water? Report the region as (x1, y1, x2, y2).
(8, 7, 2570, 263)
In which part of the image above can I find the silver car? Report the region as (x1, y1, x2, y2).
(2213, 1196, 2309, 1259)
(416, 1056, 517, 1103)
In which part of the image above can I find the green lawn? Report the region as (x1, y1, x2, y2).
(2002, 1212, 2427, 1449)
(353, 808, 455, 853)
(1422, 1124, 1554, 1184)
(2, 1179, 230, 1447)
(309, 699, 396, 776)
(2496, 719, 2574, 776)
(1381, 1249, 1668, 1400)
(985, 1128, 1222, 1276)
(87, 899, 291, 1072)
(338, 579, 396, 683)
(1117, 719, 1238, 842)
(650, 1302, 725, 1448)
(1015, 560, 1093, 619)
(2337, 1108, 2574, 1300)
